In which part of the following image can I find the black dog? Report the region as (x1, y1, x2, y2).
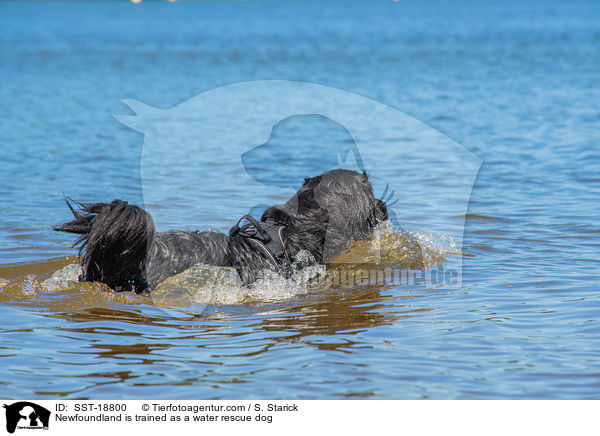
(55, 169, 388, 293)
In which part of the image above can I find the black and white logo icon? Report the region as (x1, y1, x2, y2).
(3, 402, 50, 434)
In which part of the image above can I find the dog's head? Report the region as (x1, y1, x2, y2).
(55, 200, 154, 293)
(262, 169, 388, 262)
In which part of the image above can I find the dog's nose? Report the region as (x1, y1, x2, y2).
(114, 273, 149, 294)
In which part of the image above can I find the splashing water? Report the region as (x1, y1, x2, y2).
(331, 221, 463, 269)
(0, 222, 463, 308)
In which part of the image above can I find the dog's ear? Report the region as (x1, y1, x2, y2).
(298, 175, 323, 210)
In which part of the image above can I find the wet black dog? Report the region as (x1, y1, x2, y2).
(55, 169, 388, 293)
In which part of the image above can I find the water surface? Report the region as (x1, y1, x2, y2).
(0, 0, 599, 399)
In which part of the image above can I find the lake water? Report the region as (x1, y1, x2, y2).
(0, 0, 599, 399)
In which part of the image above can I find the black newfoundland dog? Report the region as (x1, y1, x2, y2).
(55, 169, 388, 293)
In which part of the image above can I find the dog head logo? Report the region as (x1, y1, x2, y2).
(115, 80, 480, 283)
(3, 402, 50, 434)
(239, 113, 383, 223)
(241, 114, 365, 189)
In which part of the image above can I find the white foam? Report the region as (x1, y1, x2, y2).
(42, 263, 80, 291)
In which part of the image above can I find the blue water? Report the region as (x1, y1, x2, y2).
(0, 0, 599, 399)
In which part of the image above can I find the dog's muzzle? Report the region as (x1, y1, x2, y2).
(115, 270, 150, 294)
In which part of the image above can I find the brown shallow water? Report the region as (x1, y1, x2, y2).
(0, 238, 457, 399)
(0, 226, 470, 399)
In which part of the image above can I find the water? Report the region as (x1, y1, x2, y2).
(0, 0, 599, 399)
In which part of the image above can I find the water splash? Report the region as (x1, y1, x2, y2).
(331, 221, 462, 269)
(0, 222, 464, 307)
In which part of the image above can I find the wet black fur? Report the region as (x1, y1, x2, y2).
(55, 169, 388, 292)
